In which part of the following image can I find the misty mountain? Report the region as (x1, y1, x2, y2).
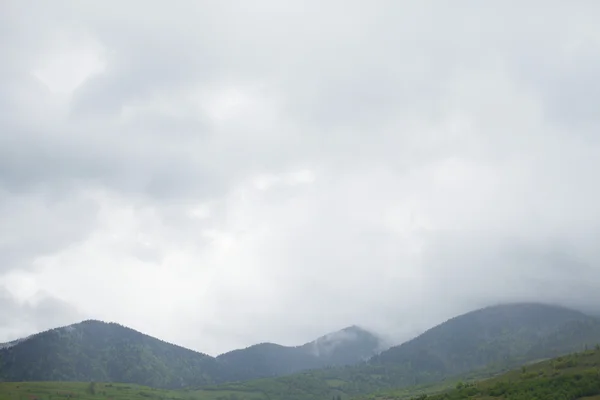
(372, 303, 600, 373)
(0, 320, 221, 388)
(2, 302, 599, 395)
(0, 321, 384, 388)
(206, 303, 600, 399)
(217, 325, 385, 381)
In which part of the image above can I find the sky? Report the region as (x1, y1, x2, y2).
(1, 0, 600, 356)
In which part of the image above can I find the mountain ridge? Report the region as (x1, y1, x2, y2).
(0, 318, 384, 387)
(5, 346, 600, 400)
(199, 302, 600, 400)
(2, 302, 600, 395)
(215, 324, 386, 381)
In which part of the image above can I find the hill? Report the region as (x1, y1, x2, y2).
(216, 326, 385, 381)
(387, 346, 600, 400)
(0, 321, 383, 388)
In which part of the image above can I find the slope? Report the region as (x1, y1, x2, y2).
(403, 346, 600, 400)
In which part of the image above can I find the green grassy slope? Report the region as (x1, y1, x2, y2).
(0, 381, 264, 400)
(398, 346, 600, 400)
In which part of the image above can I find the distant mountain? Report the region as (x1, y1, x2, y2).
(2, 302, 599, 396)
(205, 303, 600, 400)
(372, 303, 600, 373)
(217, 325, 385, 381)
(0, 321, 384, 388)
(0, 320, 220, 388)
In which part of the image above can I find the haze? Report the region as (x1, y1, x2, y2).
(1, 0, 600, 356)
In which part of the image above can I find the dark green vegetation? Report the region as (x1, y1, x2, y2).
(0, 321, 220, 388)
(1, 303, 600, 400)
(193, 303, 600, 400)
(4, 347, 600, 400)
(372, 303, 600, 377)
(0, 322, 383, 389)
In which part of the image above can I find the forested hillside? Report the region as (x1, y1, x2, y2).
(199, 303, 600, 399)
(0, 320, 221, 388)
(1, 303, 599, 397)
(0, 321, 383, 388)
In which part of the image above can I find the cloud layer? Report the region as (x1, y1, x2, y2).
(1, 0, 600, 355)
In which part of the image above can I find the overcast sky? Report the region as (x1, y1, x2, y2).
(1, 0, 600, 356)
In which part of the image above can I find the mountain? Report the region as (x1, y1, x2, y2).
(0, 320, 221, 388)
(0, 320, 383, 388)
(216, 325, 385, 381)
(372, 303, 600, 373)
(202, 303, 600, 400)
(2, 302, 599, 397)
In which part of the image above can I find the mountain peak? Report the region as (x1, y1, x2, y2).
(302, 325, 384, 361)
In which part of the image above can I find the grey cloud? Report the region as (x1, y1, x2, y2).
(419, 230, 600, 311)
(531, 48, 600, 130)
(0, 287, 83, 342)
(0, 112, 224, 201)
(0, 188, 98, 273)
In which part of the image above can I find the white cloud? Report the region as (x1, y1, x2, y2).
(32, 32, 107, 95)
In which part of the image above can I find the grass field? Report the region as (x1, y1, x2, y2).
(0, 381, 270, 400)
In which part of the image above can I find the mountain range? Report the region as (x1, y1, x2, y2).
(0, 320, 385, 388)
(1, 302, 600, 399)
